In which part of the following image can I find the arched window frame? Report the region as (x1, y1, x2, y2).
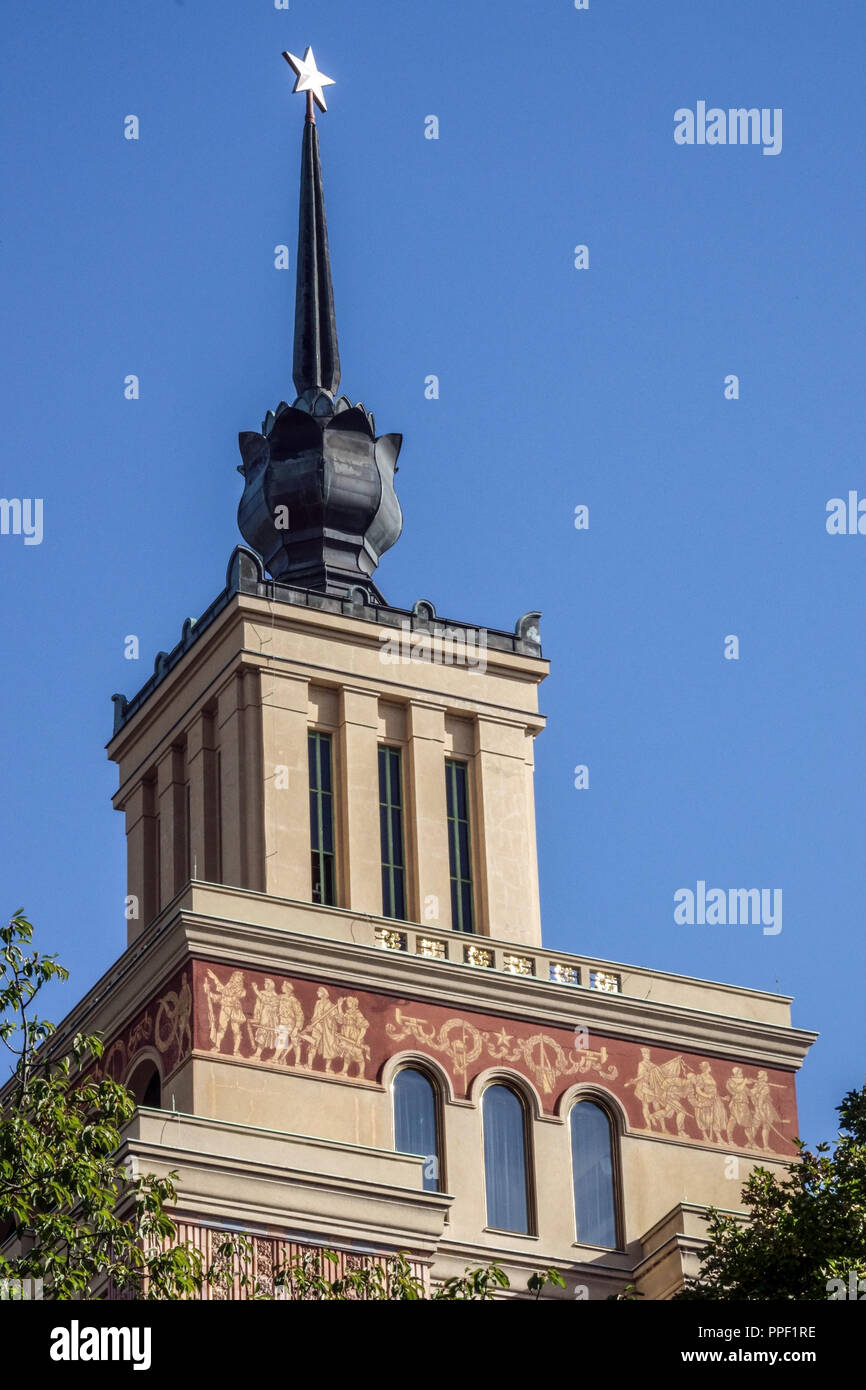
(124, 1052, 164, 1111)
(567, 1091, 623, 1251)
(479, 1075, 536, 1237)
(389, 1057, 447, 1193)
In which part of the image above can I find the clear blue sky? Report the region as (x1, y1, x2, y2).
(2, 0, 864, 1147)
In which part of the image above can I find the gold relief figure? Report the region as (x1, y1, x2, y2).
(751, 1069, 788, 1150)
(303, 987, 343, 1072)
(686, 1061, 728, 1145)
(625, 1047, 665, 1129)
(196, 971, 370, 1079)
(273, 982, 305, 1067)
(250, 978, 280, 1060)
(333, 996, 371, 1078)
(205, 968, 247, 1054)
(154, 973, 192, 1057)
(725, 1066, 757, 1147)
(625, 1050, 689, 1135)
(625, 1050, 789, 1152)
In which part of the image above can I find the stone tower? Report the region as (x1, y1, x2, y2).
(64, 56, 813, 1298)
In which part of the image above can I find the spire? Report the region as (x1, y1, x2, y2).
(293, 117, 340, 397)
(235, 50, 403, 600)
(284, 47, 340, 399)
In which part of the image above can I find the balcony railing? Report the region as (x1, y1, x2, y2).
(110, 1222, 429, 1300)
(373, 924, 621, 994)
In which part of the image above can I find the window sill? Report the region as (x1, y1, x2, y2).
(482, 1228, 539, 1241)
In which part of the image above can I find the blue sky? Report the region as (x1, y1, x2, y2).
(2, 0, 864, 1147)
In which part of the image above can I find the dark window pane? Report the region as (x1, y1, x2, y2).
(321, 798, 334, 854)
(142, 1068, 161, 1109)
(394, 1068, 440, 1192)
(390, 809, 403, 863)
(461, 883, 474, 933)
(445, 760, 474, 932)
(454, 768, 467, 821)
(379, 746, 405, 919)
(571, 1102, 617, 1248)
(311, 852, 322, 904)
(321, 854, 335, 908)
(309, 733, 336, 906)
(389, 755, 402, 808)
(392, 869, 405, 921)
(483, 1085, 529, 1233)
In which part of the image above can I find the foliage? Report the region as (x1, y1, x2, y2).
(1, 911, 566, 1302)
(0, 910, 235, 1299)
(272, 1247, 565, 1300)
(678, 1083, 866, 1300)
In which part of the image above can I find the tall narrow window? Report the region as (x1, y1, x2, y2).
(308, 731, 336, 906)
(571, 1101, 618, 1248)
(445, 759, 474, 932)
(482, 1084, 530, 1233)
(393, 1067, 440, 1192)
(379, 746, 406, 919)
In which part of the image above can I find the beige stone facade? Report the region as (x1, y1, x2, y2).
(32, 567, 816, 1299)
(113, 587, 546, 950)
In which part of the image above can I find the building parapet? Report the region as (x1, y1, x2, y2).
(110, 546, 544, 737)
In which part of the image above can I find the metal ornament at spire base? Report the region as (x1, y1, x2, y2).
(235, 51, 403, 601)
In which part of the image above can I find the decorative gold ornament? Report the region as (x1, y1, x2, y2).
(387, 1008, 618, 1093)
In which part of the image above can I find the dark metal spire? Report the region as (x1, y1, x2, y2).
(237, 50, 402, 599)
(292, 104, 340, 398)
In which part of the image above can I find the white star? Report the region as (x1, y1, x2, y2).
(282, 46, 335, 113)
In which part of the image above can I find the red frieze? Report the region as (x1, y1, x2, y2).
(95, 958, 797, 1157)
(98, 965, 192, 1086)
(189, 961, 799, 1157)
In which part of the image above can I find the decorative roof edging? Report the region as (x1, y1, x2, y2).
(110, 547, 544, 738)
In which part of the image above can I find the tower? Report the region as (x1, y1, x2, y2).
(59, 53, 813, 1298)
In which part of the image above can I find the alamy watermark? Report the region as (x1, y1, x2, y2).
(674, 881, 782, 936)
(0, 497, 43, 545)
(50, 1320, 151, 1370)
(0, 1277, 43, 1300)
(826, 492, 866, 534)
(826, 1271, 866, 1300)
(379, 621, 487, 672)
(674, 104, 782, 156)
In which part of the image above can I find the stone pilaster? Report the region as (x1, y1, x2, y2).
(406, 701, 451, 930)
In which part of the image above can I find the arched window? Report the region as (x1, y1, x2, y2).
(127, 1060, 162, 1110)
(393, 1067, 441, 1192)
(482, 1084, 530, 1233)
(571, 1100, 618, 1247)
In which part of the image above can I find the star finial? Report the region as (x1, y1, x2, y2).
(282, 46, 335, 117)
